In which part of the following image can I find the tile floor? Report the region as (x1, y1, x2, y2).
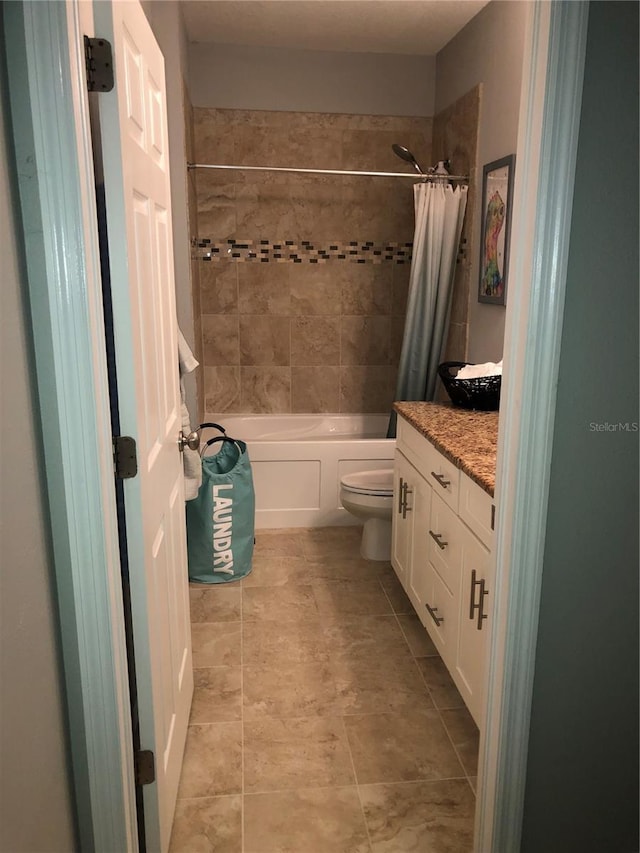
(170, 526, 479, 853)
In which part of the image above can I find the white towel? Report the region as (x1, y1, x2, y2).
(177, 329, 202, 501)
(456, 360, 503, 380)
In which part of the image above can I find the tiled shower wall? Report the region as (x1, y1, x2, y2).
(192, 109, 432, 414)
(186, 100, 479, 415)
(184, 84, 204, 422)
(433, 85, 481, 365)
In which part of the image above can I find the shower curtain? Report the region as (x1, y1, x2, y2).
(388, 180, 468, 437)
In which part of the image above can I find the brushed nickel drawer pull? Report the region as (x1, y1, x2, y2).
(431, 471, 451, 489)
(402, 483, 413, 518)
(469, 569, 489, 630)
(428, 530, 448, 550)
(425, 602, 444, 626)
(477, 580, 489, 630)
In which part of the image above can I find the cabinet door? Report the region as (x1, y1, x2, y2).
(422, 563, 458, 663)
(407, 470, 431, 614)
(391, 450, 416, 589)
(459, 472, 495, 549)
(455, 525, 493, 726)
(427, 491, 462, 598)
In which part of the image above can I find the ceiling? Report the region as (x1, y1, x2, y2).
(181, 1, 490, 56)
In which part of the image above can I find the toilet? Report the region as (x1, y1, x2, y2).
(340, 469, 394, 561)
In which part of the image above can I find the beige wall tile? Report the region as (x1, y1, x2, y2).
(288, 174, 344, 241)
(340, 366, 397, 413)
(239, 316, 290, 365)
(193, 108, 236, 164)
(291, 366, 340, 413)
(390, 315, 405, 366)
(192, 107, 437, 414)
(342, 127, 431, 174)
(204, 365, 241, 413)
(235, 200, 295, 242)
(196, 171, 236, 239)
(432, 85, 481, 342)
(200, 260, 238, 315)
(340, 264, 393, 315)
(450, 258, 471, 325)
(290, 264, 342, 316)
(202, 315, 239, 366)
(341, 316, 391, 365)
(238, 263, 290, 314)
(392, 263, 411, 316)
(443, 321, 468, 364)
(239, 366, 291, 413)
(291, 316, 340, 366)
(183, 83, 195, 165)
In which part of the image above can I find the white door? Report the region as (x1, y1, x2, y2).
(94, 2, 193, 850)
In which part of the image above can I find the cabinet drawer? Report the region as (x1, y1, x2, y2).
(426, 449, 459, 512)
(459, 473, 495, 549)
(396, 417, 432, 476)
(422, 562, 458, 662)
(427, 492, 462, 597)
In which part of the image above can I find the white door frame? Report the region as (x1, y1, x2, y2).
(4, 1, 138, 851)
(4, 1, 589, 851)
(476, 2, 589, 850)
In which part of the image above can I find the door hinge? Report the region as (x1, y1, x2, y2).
(113, 436, 138, 479)
(84, 36, 114, 92)
(134, 750, 155, 787)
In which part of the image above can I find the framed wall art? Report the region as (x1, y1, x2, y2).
(478, 154, 515, 305)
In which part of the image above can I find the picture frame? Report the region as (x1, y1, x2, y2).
(478, 154, 515, 305)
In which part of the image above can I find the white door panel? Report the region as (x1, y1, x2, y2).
(95, 1, 193, 849)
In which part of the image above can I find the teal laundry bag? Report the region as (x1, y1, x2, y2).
(186, 435, 255, 583)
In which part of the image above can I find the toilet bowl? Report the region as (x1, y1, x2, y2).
(340, 468, 394, 561)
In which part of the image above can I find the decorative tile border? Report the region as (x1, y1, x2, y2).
(193, 238, 413, 265)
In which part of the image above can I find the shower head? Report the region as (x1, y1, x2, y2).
(392, 144, 425, 175)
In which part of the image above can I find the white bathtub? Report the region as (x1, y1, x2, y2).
(204, 414, 396, 528)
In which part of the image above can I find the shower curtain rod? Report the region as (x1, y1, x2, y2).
(187, 162, 469, 181)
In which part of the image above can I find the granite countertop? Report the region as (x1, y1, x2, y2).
(393, 401, 498, 496)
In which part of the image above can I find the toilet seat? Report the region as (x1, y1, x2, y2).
(340, 468, 394, 497)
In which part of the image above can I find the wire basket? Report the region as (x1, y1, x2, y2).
(438, 361, 501, 411)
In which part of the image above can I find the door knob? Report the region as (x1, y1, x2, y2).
(178, 430, 200, 452)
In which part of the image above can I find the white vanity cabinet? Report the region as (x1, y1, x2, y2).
(392, 416, 495, 727)
(391, 449, 419, 588)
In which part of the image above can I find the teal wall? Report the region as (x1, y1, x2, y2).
(521, 3, 639, 851)
(0, 7, 77, 850)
